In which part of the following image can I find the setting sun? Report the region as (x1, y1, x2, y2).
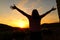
(10, 20, 29, 28)
(17, 20, 29, 28)
(19, 21, 25, 28)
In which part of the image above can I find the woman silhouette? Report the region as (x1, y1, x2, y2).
(10, 4, 56, 32)
(10, 4, 56, 40)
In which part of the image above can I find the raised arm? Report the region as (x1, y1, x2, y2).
(41, 7, 56, 18)
(10, 4, 30, 18)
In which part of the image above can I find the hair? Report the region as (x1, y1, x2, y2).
(32, 9, 39, 18)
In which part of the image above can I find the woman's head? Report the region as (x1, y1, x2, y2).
(32, 9, 39, 18)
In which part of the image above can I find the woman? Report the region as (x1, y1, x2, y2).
(10, 4, 56, 40)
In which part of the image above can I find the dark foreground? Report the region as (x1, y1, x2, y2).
(0, 22, 60, 40)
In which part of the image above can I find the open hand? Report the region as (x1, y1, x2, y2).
(10, 4, 17, 9)
(51, 7, 56, 11)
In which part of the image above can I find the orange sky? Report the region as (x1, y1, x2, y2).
(0, 0, 59, 28)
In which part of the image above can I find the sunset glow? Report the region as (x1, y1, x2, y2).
(10, 20, 29, 28)
(16, 20, 29, 28)
(0, 0, 59, 28)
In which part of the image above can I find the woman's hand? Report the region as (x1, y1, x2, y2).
(10, 4, 17, 9)
(51, 7, 56, 11)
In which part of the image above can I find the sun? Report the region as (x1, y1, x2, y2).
(18, 21, 28, 28)
(13, 20, 29, 28)
(19, 22, 25, 28)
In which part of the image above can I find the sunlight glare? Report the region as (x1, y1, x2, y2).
(13, 20, 29, 28)
(18, 21, 28, 28)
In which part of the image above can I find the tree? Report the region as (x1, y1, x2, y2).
(56, 0, 60, 22)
